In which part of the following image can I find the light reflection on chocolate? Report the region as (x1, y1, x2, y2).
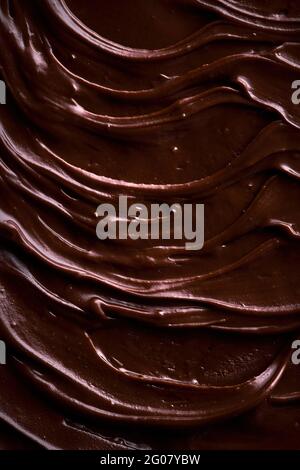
(0, 0, 300, 450)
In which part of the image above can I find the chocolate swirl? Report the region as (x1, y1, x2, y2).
(0, 0, 300, 450)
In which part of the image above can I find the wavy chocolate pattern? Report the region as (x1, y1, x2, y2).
(0, 0, 300, 450)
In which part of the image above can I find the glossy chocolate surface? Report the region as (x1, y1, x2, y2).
(0, 0, 300, 450)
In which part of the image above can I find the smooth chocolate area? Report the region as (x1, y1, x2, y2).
(0, 0, 300, 450)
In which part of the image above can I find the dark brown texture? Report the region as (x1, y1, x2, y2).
(0, 0, 300, 450)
